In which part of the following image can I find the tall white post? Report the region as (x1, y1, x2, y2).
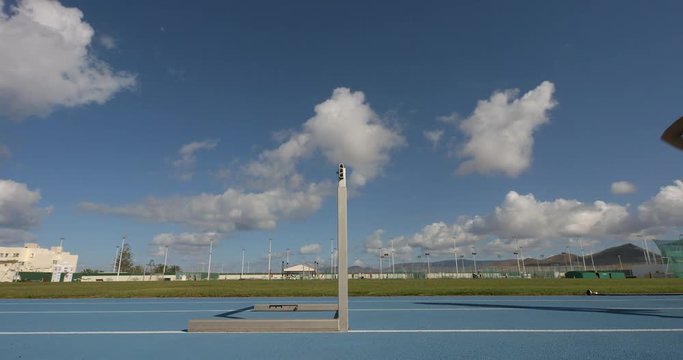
(116, 236, 126, 281)
(391, 239, 395, 275)
(268, 238, 272, 279)
(241, 248, 245, 279)
(426, 249, 431, 275)
(520, 247, 526, 275)
(454, 238, 459, 275)
(379, 247, 383, 278)
(337, 163, 348, 331)
(113, 246, 119, 272)
(580, 239, 587, 271)
(471, 247, 477, 273)
(643, 238, 652, 264)
(162, 245, 168, 276)
(454, 250, 459, 274)
(207, 238, 213, 280)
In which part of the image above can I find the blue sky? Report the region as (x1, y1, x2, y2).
(1, 0, 683, 272)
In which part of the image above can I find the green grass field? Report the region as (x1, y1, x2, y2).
(0, 278, 681, 299)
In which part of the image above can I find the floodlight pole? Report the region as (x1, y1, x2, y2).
(337, 163, 349, 332)
(207, 238, 213, 280)
(391, 239, 395, 275)
(454, 237, 459, 275)
(162, 245, 168, 276)
(268, 238, 272, 279)
(471, 247, 477, 273)
(116, 236, 126, 281)
(643, 238, 652, 264)
(379, 247, 383, 278)
(425, 249, 431, 276)
(113, 246, 119, 273)
(579, 239, 587, 271)
(241, 248, 245, 279)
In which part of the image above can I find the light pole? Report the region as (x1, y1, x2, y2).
(471, 246, 478, 274)
(579, 239, 587, 271)
(617, 254, 623, 271)
(590, 250, 596, 271)
(162, 245, 168, 276)
(514, 249, 521, 274)
(116, 236, 126, 281)
(644, 238, 653, 264)
(241, 248, 245, 279)
(536, 255, 541, 273)
(113, 246, 119, 273)
(520, 246, 526, 276)
(390, 239, 395, 275)
(454, 249, 459, 275)
(425, 249, 431, 276)
(268, 238, 272, 279)
(59, 237, 64, 249)
(638, 235, 649, 264)
(379, 247, 383, 278)
(207, 238, 213, 280)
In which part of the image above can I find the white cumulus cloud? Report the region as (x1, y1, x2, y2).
(0, 179, 52, 245)
(370, 180, 683, 257)
(82, 88, 402, 248)
(611, 181, 636, 195)
(80, 184, 326, 234)
(0, 0, 136, 120)
(247, 88, 405, 187)
(173, 139, 219, 181)
(423, 129, 444, 149)
(299, 243, 321, 255)
(638, 180, 683, 228)
(456, 81, 557, 177)
(149, 232, 218, 257)
(471, 191, 630, 240)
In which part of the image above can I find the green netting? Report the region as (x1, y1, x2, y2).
(653, 239, 683, 278)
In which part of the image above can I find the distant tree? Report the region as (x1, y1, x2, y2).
(152, 264, 182, 274)
(130, 265, 144, 275)
(112, 244, 134, 273)
(80, 268, 101, 275)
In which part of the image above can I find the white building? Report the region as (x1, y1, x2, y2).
(0, 243, 79, 282)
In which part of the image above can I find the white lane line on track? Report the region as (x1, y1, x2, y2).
(349, 329, 683, 334)
(0, 309, 241, 314)
(0, 331, 185, 335)
(1, 329, 682, 335)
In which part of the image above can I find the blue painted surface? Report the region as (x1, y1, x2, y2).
(1, 296, 681, 359)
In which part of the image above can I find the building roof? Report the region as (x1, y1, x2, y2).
(283, 264, 316, 272)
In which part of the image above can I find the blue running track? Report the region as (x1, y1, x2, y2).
(1, 296, 681, 359)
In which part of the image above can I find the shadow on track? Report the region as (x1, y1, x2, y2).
(214, 306, 254, 319)
(415, 302, 683, 319)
